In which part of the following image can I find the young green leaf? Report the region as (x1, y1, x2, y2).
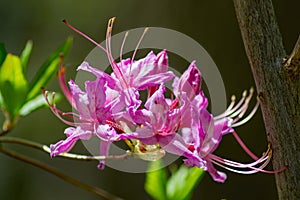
(20, 40, 33, 72)
(0, 54, 28, 117)
(166, 165, 204, 200)
(26, 37, 73, 101)
(145, 160, 168, 200)
(19, 92, 62, 116)
(0, 43, 7, 66)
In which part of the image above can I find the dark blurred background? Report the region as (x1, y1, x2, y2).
(0, 0, 299, 199)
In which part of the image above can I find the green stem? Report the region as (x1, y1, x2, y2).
(0, 147, 123, 200)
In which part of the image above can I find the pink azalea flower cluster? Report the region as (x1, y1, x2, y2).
(44, 18, 278, 182)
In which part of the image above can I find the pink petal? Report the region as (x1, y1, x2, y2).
(206, 161, 227, 183)
(50, 126, 92, 157)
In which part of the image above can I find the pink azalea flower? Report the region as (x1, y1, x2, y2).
(44, 76, 132, 169)
(174, 62, 276, 182)
(44, 18, 286, 180)
(126, 84, 206, 168)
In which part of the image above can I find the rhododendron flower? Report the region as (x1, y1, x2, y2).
(44, 76, 132, 169)
(43, 17, 285, 182)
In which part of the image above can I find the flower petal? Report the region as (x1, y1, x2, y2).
(68, 80, 91, 120)
(77, 61, 117, 89)
(159, 134, 206, 169)
(97, 140, 111, 170)
(206, 161, 227, 183)
(173, 61, 201, 100)
(50, 126, 92, 157)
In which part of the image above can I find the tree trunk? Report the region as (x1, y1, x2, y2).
(232, 0, 300, 199)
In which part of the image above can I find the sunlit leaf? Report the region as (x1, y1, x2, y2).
(26, 37, 73, 100)
(0, 43, 7, 66)
(20, 92, 62, 116)
(145, 160, 168, 200)
(20, 40, 33, 72)
(0, 54, 28, 117)
(166, 165, 204, 200)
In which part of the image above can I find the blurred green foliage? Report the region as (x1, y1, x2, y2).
(145, 160, 204, 200)
(0, 37, 72, 130)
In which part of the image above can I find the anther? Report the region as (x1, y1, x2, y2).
(231, 95, 236, 102)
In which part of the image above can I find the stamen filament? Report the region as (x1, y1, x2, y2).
(119, 31, 129, 70)
(106, 17, 129, 89)
(62, 19, 107, 53)
(42, 90, 92, 127)
(224, 95, 236, 113)
(232, 131, 259, 160)
(209, 150, 269, 168)
(208, 148, 272, 174)
(210, 158, 270, 175)
(214, 90, 247, 119)
(232, 101, 260, 127)
(129, 28, 149, 78)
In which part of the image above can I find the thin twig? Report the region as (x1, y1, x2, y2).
(0, 147, 123, 200)
(283, 34, 300, 79)
(0, 129, 9, 136)
(0, 136, 131, 161)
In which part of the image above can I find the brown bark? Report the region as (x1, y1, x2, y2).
(232, 0, 300, 199)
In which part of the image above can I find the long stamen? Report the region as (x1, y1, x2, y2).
(230, 87, 254, 119)
(224, 95, 236, 114)
(232, 131, 259, 160)
(119, 31, 129, 70)
(210, 156, 271, 175)
(253, 164, 288, 174)
(214, 90, 247, 120)
(43, 89, 91, 127)
(208, 148, 272, 174)
(106, 17, 128, 88)
(211, 150, 287, 174)
(210, 150, 269, 169)
(49, 92, 79, 126)
(232, 100, 260, 127)
(43, 90, 76, 126)
(63, 19, 130, 88)
(62, 19, 107, 53)
(129, 28, 149, 78)
(106, 18, 114, 65)
(61, 112, 81, 120)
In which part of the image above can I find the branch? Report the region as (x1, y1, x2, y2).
(0, 147, 123, 200)
(283, 34, 300, 80)
(233, 0, 300, 199)
(0, 136, 130, 161)
(0, 129, 9, 136)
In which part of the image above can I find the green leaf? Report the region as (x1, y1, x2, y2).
(0, 43, 7, 66)
(19, 92, 62, 116)
(26, 37, 73, 101)
(166, 165, 204, 200)
(0, 54, 28, 117)
(20, 40, 33, 72)
(145, 160, 168, 200)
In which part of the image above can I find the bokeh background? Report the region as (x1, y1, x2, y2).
(0, 0, 299, 199)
